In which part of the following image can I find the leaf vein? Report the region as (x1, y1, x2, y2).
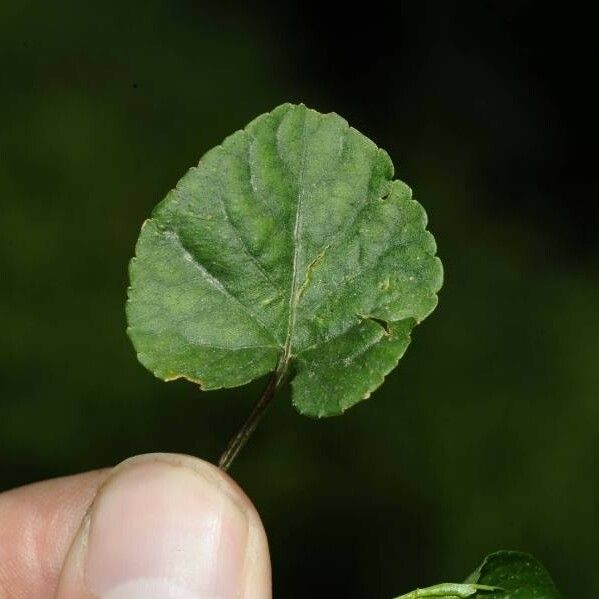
(215, 180, 281, 292)
(161, 226, 280, 344)
(281, 108, 310, 366)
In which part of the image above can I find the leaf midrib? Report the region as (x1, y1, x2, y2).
(279, 108, 309, 370)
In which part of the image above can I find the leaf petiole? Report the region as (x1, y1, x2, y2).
(218, 362, 288, 471)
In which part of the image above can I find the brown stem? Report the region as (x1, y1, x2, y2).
(218, 369, 284, 471)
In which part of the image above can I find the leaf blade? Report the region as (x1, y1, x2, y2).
(127, 103, 443, 413)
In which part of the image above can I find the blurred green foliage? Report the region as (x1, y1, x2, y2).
(1, 1, 597, 597)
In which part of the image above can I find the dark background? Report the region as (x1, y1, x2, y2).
(1, 1, 598, 596)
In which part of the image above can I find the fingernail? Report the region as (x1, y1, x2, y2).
(84, 460, 249, 599)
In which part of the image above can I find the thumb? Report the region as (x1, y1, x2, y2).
(55, 453, 271, 599)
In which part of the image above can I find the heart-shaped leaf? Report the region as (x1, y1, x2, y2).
(127, 103, 442, 419)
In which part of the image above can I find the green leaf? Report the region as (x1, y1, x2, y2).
(394, 552, 561, 599)
(126, 103, 442, 417)
(465, 551, 562, 598)
(394, 583, 499, 598)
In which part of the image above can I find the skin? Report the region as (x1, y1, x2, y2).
(0, 453, 272, 599)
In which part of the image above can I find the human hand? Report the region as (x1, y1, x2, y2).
(0, 453, 271, 598)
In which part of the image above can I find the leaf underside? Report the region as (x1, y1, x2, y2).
(126, 103, 443, 417)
